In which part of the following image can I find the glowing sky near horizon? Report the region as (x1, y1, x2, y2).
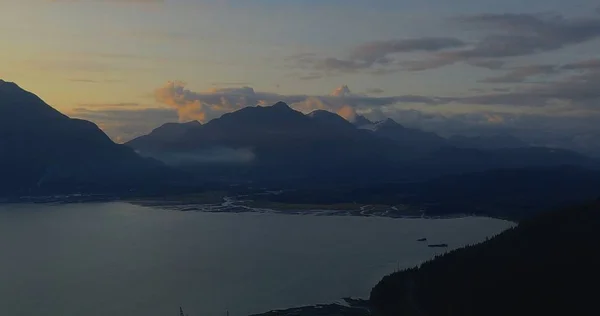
(1, 0, 600, 150)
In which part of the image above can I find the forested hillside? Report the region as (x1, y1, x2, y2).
(370, 201, 600, 316)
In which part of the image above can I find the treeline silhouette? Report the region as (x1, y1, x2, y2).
(369, 200, 600, 316)
(261, 166, 600, 220)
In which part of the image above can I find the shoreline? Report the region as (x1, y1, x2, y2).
(0, 194, 504, 222)
(248, 298, 371, 316)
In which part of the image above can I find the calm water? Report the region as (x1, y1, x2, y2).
(0, 202, 513, 316)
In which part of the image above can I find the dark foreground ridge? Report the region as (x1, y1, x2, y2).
(370, 201, 600, 316)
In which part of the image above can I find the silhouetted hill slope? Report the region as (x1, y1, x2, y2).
(308, 110, 357, 131)
(0, 80, 176, 195)
(369, 118, 449, 151)
(449, 134, 529, 149)
(353, 115, 375, 128)
(370, 201, 600, 316)
(127, 121, 201, 153)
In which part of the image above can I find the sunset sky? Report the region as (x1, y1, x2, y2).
(1, 0, 600, 152)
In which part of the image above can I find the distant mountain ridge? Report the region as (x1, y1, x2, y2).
(449, 134, 529, 149)
(127, 104, 450, 161)
(127, 120, 202, 153)
(127, 102, 413, 183)
(308, 110, 357, 131)
(127, 101, 599, 184)
(367, 118, 450, 152)
(353, 115, 375, 127)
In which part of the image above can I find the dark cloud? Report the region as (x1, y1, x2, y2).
(365, 88, 385, 95)
(481, 64, 558, 83)
(461, 67, 600, 106)
(349, 37, 466, 64)
(399, 57, 456, 72)
(458, 12, 600, 55)
(211, 82, 252, 86)
(537, 69, 600, 102)
(292, 56, 381, 75)
(298, 73, 325, 80)
(413, 12, 600, 70)
(289, 38, 465, 77)
(315, 58, 367, 72)
(561, 58, 600, 71)
(292, 11, 600, 76)
(466, 59, 506, 70)
(479, 58, 600, 83)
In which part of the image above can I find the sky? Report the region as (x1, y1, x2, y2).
(1, 0, 600, 154)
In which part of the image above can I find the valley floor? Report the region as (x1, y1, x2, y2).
(128, 193, 468, 219)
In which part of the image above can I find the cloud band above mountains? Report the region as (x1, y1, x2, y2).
(72, 78, 600, 157)
(291, 10, 600, 76)
(153, 82, 442, 123)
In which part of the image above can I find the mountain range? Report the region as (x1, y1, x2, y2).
(1, 80, 599, 194)
(126, 100, 598, 184)
(127, 102, 412, 184)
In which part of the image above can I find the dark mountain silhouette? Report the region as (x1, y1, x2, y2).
(127, 120, 202, 153)
(308, 110, 357, 131)
(127, 102, 599, 185)
(449, 134, 529, 149)
(127, 103, 409, 183)
(352, 115, 374, 127)
(370, 200, 600, 316)
(0, 80, 177, 195)
(148, 121, 201, 140)
(368, 118, 449, 153)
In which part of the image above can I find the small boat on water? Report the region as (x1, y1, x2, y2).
(428, 243, 449, 248)
(417, 238, 427, 242)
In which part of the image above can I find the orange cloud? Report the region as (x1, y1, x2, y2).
(154, 81, 207, 122)
(486, 114, 505, 124)
(152, 82, 437, 123)
(337, 105, 357, 121)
